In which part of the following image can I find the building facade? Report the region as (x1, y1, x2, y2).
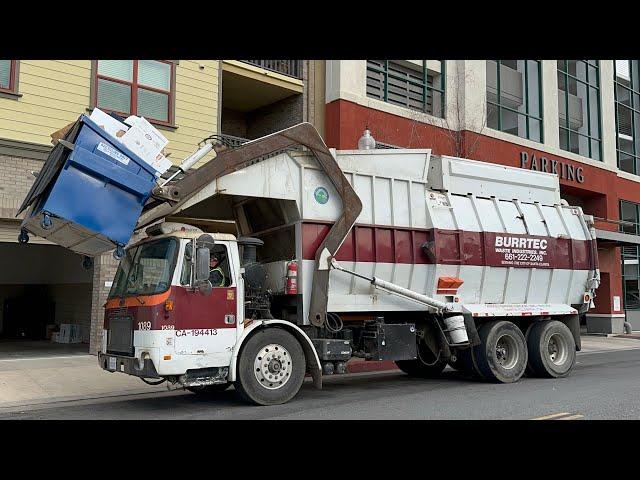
(0, 59, 320, 355)
(324, 60, 640, 333)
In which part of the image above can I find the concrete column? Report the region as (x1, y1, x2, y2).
(599, 60, 617, 168)
(541, 60, 560, 148)
(325, 60, 367, 104)
(454, 60, 487, 133)
(89, 252, 119, 355)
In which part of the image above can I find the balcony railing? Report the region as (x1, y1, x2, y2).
(240, 60, 303, 79)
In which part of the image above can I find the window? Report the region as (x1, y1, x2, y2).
(486, 60, 543, 142)
(93, 60, 175, 125)
(0, 60, 18, 95)
(614, 60, 640, 175)
(557, 60, 602, 160)
(109, 238, 179, 298)
(620, 200, 640, 310)
(180, 244, 232, 288)
(366, 60, 445, 118)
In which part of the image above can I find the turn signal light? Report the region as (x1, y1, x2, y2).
(165, 300, 174, 312)
(164, 355, 172, 361)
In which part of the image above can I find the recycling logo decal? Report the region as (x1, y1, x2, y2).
(314, 187, 329, 205)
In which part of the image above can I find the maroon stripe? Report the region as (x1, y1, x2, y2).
(302, 222, 595, 270)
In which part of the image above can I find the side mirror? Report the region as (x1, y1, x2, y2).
(195, 247, 210, 281)
(194, 246, 212, 296)
(197, 280, 212, 297)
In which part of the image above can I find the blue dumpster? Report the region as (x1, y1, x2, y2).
(18, 114, 158, 257)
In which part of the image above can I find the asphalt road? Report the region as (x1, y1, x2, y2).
(2, 349, 639, 420)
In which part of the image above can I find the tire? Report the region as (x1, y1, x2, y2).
(235, 328, 306, 406)
(187, 383, 231, 394)
(527, 320, 576, 378)
(395, 336, 447, 378)
(473, 320, 527, 383)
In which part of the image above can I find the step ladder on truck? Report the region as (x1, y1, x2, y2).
(16, 114, 601, 405)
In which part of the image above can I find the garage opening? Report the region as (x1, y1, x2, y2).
(0, 242, 93, 359)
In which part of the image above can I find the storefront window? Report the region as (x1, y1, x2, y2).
(366, 60, 445, 118)
(615, 60, 640, 175)
(486, 60, 543, 142)
(620, 200, 640, 310)
(557, 60, 602, 161)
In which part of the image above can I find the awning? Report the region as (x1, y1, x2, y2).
(595, 229, 640, 248)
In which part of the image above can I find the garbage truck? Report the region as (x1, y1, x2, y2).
(17, 116, 600, 405)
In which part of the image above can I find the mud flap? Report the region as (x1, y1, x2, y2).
(463, 313, 481, 347)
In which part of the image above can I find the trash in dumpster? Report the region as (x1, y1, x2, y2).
(17, 110, 172, 258)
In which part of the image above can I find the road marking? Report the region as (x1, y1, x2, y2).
(531, 412, 585, 420)
(558, 414, 584, 420)
(531, 412, 571, 420)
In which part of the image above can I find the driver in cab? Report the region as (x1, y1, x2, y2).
(209, 253, 226, 287)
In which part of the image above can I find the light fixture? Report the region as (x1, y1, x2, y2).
(357, 126, 376, 150)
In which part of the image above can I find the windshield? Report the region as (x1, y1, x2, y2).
(108, 238, 179, 299)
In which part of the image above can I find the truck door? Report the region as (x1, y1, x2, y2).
(173, 241, 237, 357)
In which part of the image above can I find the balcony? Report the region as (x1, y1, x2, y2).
(240, 60, 302, 79)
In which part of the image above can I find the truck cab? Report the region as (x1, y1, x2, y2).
(98, 222, 322, 405)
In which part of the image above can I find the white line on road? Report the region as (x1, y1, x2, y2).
(531, 412, 571, 420)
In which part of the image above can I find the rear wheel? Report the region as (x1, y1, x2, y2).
(235, 328, 306, 406)
(527, 320, 576, 378)
(473, 320, 527, 383)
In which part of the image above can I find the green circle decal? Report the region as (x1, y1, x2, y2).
(314, 187, 329, 204)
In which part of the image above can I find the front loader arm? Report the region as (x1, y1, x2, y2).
(138, 122, 362, 327)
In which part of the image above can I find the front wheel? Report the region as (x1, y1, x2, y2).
(527, 320, 576, 378)
(235, 328, 306, 406)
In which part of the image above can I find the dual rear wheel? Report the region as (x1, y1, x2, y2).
(422, 319, 576, 383)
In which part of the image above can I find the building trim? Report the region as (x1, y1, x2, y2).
(0, 137, 51, 161)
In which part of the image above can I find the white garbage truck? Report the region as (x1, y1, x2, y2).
(20, 121, 601, 405)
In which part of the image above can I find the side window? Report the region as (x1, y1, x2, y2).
(180, 255, 192, 285)
(209, 244, 232, 288)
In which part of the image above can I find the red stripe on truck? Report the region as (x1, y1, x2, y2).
(302, 222, 596, 270)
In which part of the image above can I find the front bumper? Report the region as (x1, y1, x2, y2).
(98, 352, 160, 378)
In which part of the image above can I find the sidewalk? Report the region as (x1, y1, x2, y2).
(1, 334, 639, 409)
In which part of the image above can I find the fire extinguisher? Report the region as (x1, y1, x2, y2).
(285, 261, 298, 295)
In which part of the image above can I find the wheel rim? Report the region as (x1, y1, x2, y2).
(253, 343, 292, 390)
(547, 333, 568, 366)
(495, 334, 519, 370)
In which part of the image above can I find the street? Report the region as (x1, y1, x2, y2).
(2, 348, 639, 420)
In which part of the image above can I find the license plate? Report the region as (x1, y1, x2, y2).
(108, 356, 117, 370)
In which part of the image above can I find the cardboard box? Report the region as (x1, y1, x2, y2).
(56, 324, 70, 343)
(89, 108, 129, 140)
(50, 121, 76, 146)
(119, 116, 171, 175)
